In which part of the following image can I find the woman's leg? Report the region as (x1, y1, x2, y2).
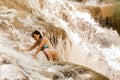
(43, 49, 53, 61)
(47, 49, 59, 61)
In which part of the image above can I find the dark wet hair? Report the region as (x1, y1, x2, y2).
(32, 30, 42, 38)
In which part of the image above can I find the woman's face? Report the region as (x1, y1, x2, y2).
(33, 34, 40, 41)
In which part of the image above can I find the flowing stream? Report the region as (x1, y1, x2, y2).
(0, 0, 120, 80)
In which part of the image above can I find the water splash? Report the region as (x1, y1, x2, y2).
(0, 0, 120, 80)
(30, 0, 120, 79)
(85, 0, 99, 6)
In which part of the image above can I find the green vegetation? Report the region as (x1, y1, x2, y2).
(108, 3, 120, 34)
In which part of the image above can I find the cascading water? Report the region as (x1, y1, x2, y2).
(0, 0, 120, 80)
(30, 0, 120, 79)
(85, 0, 99, 5)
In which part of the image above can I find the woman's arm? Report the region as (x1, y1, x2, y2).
(33, 37, 48, 58)
(27, 42, 38, 51)
(20, 42, 38, 51)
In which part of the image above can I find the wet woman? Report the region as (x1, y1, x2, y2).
(21, 30, 59, 61)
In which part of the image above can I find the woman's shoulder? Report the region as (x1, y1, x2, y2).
(42, 36, 49, 41)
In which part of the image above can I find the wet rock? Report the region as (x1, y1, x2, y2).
(0, 54, 12, 64)
(53, 74, 59, 80)
(53, 74, 64, 80)
(0, 64, 32, 80)
(52, 62, 109, 80)
(62, 71, 76, 78)
(76, 68, 86, 73)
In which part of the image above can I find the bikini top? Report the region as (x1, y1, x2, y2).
(41, 44, 48, 50)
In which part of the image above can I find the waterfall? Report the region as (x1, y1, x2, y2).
(29, 0, 120, 79)
(85, 0, 99, 5)
(0, 0, 120, 80)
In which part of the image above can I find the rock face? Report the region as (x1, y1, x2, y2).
(0, 0, 117, 80)
(0, 54, 109, 80)
(0, 64, 32, 80)
(51, 62, 109, 80)
(0, 54, 32, 80)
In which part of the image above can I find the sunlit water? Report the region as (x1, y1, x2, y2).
(0, 0, 120, 80)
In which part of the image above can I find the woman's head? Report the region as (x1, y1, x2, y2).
(32, 30, 43, 40)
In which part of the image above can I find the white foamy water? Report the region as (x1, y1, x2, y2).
(30, 0, 120, 79)
(0, 0, 120, 80)
(102, 45, 120, 70)
(85, 0, 99, 6)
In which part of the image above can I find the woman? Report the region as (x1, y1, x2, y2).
(21, 30, 59, 61)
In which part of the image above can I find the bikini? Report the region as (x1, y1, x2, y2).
(41, 44, 48, 51)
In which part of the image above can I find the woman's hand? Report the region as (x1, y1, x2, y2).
(32, 53, 37, 59)
(18, 47, 29, 52)
(32, 48, 40, 59)
(19, 48, 27, 51)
